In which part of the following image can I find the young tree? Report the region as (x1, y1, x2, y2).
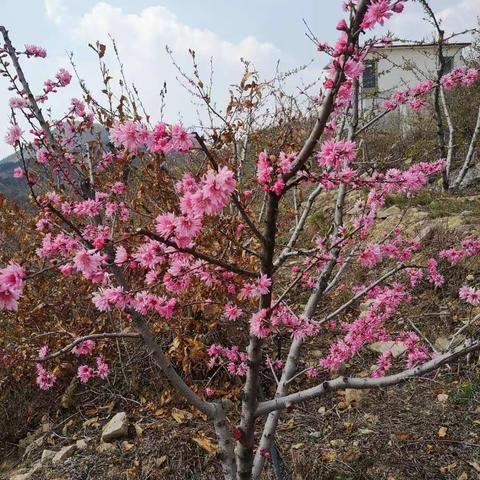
(418, 0, 480, 190)
(1, 2, 480, 479)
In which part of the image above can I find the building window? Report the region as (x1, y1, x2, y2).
(444, 56, 454, 73)
(362, 60, 377, 89)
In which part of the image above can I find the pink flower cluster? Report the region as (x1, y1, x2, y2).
(427, 258, 444, 287)
(77, 356, 110, 383)
(72, 340, 96, 356)
(239, 274, 272, 299)
(441, 67, 479, 91)
(25, 45, 47, 58)
(224, 304, 243, 320)
(383, 79, 434, 111)
(249, 303, 320, 340)
(321, 283, 410, 370)
(317, 139, 356, 170)
(4, 125, 23, 146)
(110, 121, 194, 154)
(208, 344, 249, 376)
(383, 68, 479, 113)
(361, 1, 405, 30)
(359, 231, 420, 268)
(459, 285, 480, 306)
(156, 167, 236, 248)
(0, 262, 25, 311)
(36, 364, 56, 390)
(256, 151, 295, 195)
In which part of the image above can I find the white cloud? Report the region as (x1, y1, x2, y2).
(72, 2, 287, 126)
(385, 0, 479, 42)
(44, 0, 67, 25)
(438, 0, 480, 36)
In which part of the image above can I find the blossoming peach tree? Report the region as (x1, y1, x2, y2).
(1, 1, 480, 479)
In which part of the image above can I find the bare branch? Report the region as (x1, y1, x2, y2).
(255, 336, 480, 417)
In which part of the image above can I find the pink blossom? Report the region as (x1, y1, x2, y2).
(406, 268, 423, 287)
(72, 340, 95, 356)
(0, 262, 25, 311)
(95, 356, 110, 379)
(205, 387, 215, 397)
(372, 350, 393, 377)
(36, 149, 50, 164)
(336, 19, 348, 31)
(58, 264, 73, 276)
(77, 365, 95, 383)
(36, 364, 56, 390)
(148, 122, 170, 153)
(13, 167, 23, 178)
(255, 274, 272, 296)
(114, 246, 129, 265)
(318, 139, 356, 170)
(224, 304, 243, 321)
(250, 309, 272, 338)
(155, 213, 177, 238)
(392, 2, 405, 13)
(9, 97, 28, 109)
(92, 286, 129, 312)
(25, 45, 47, 58)
(111, 181, 125, 194)
(358, 244, 382, 267)
(439, 248, 466, 265)
(38, 345, 49, 359)
(166, 124, 194, 153)
(278, 152, 295, 174)
(427, 258, 444, 287)
(459, 285, 480, 306)
(271, 179, 285, 196)
(362, 0, 393, 30)
(344, 58, 365, 79)
(257, 151, 273, 186)
(56, 68, 72, 87)
(73, 249, 104, 279)
(110, 120, 149, 152)
(5, 125, 23, 145)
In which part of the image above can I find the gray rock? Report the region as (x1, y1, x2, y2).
(434, 334, 466, 352)
(10, 473, 32, 480)
(52, 444, 76, 465)
(377, 206, 402, 219)
(40, 449, 55, 463)
(101, 412, 129, 442)
(76, 439, 89, 450)
(23, 435, 45, 459)
(368, 341, 407, 358)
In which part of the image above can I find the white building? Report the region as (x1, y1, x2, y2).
(360, 42, 470, 111)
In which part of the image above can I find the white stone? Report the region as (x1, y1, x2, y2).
(101, 412, 129, 442)
(377, 206, 402, 219)
(52, 444, 76, 465)
(368, 341, 407, 358)
(10, 473, 31, 480)
(40, 449, 55, 463)
(76, 439, 89, 450)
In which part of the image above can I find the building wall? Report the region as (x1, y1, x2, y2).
(361, 44, 467, 111)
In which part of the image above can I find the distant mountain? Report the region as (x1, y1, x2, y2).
(0, 151, 22, 164)
(0, 152, 27, 202)
(0, 126, 110, 203)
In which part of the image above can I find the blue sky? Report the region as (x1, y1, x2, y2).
(0, 0, 478, 158)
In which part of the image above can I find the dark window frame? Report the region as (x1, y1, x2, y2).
(363, 60, 378, 89)
(444, 56, 454, 74)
